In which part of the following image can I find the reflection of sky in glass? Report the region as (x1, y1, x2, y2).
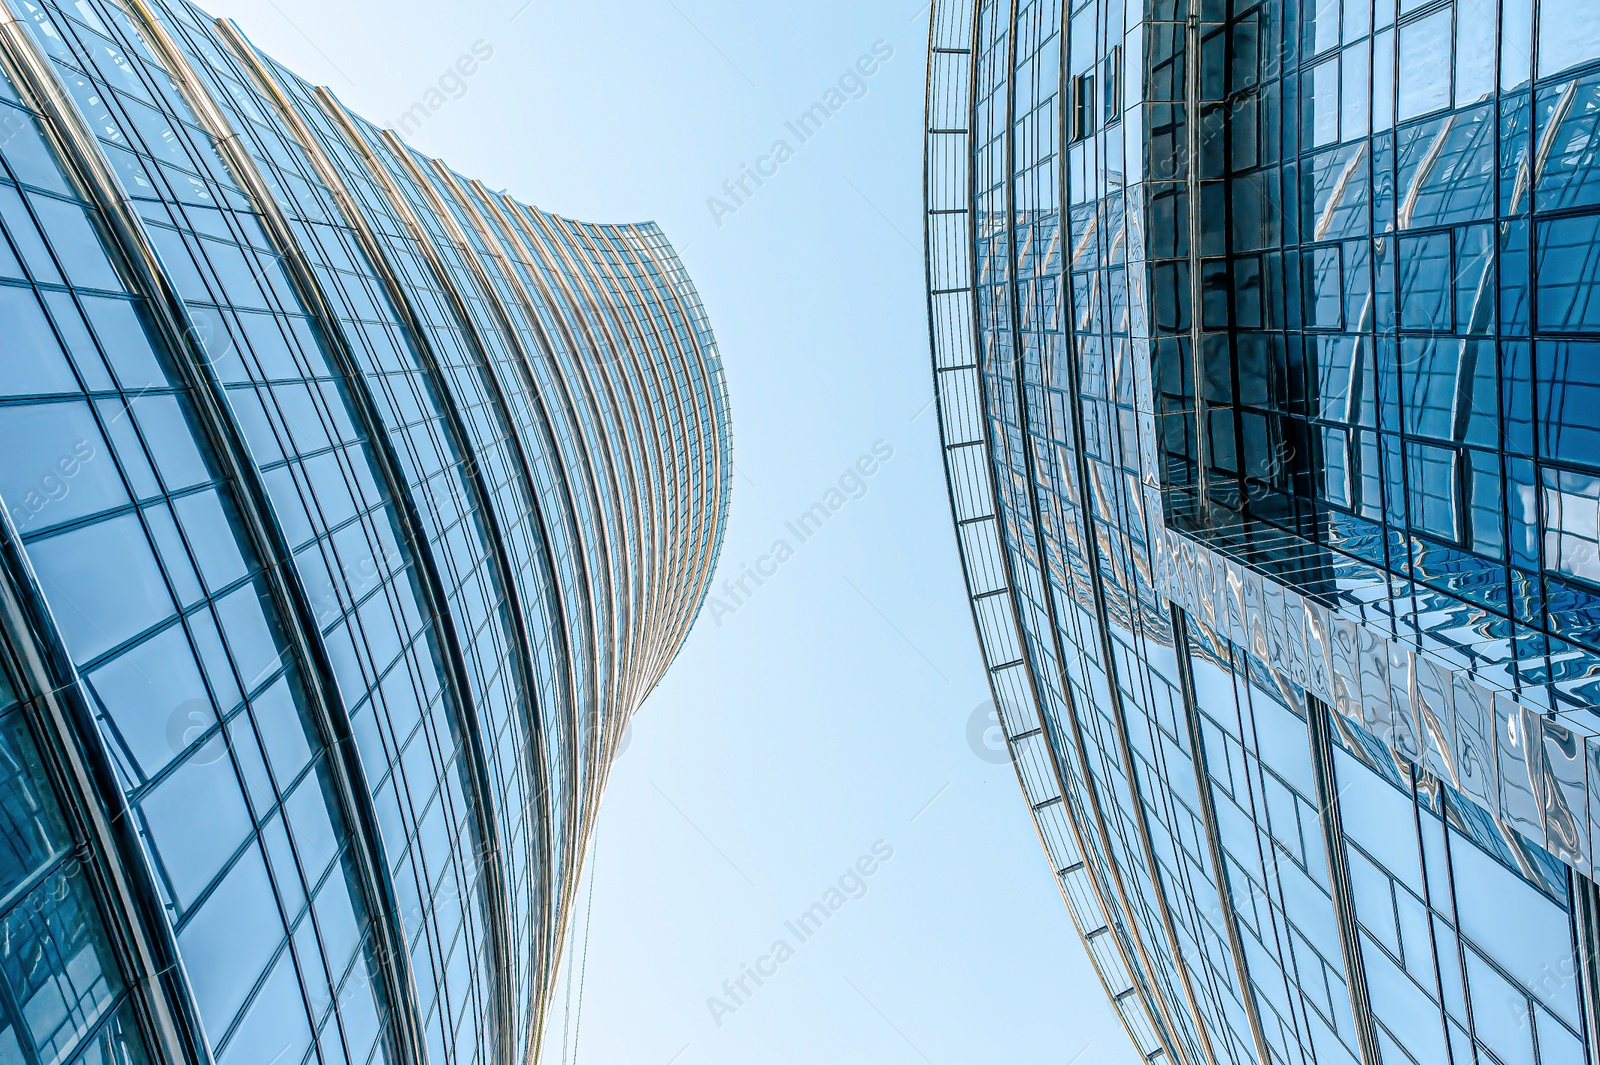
(933, 0, 1600, 1062)
(0, 0, 732, 1062)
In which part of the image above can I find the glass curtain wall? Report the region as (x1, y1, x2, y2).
(0, 3, 732, 1065)
(926, 1, 1600, 1063)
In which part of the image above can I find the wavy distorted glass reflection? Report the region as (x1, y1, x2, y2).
(927, 0, 1600, 1063)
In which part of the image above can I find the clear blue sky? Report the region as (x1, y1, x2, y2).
(201, 0, 1142, 1061)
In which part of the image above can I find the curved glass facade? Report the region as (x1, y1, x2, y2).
(926, 1, 1600, 1063)
(0, 2, 731, 1064)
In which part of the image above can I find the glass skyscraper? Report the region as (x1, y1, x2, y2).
(0, 1, 730, 1065)
(926, 1, 1600, 1063)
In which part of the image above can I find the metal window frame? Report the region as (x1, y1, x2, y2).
(0, 6, 427, 1065)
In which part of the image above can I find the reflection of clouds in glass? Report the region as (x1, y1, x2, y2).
(1399, 9, 1453, 122)
(1539, 0, 1600, 80)
(1542, 469, 1600, 584)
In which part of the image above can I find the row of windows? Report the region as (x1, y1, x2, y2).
(949, 2, 1600, 1065)
(0, 665, 147, 1065)
(976, 2, 1208, 1060)
(0, 24, 395, 1059)
(1132, 0, 1600, 672)
(0, 5, 729, 1065)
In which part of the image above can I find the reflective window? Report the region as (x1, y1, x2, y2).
(1538, 0, 1600, 79)
(0, 5, 729, 1065)
(953, 0, 1600, 1062)
(1399, 9, 1453, 120)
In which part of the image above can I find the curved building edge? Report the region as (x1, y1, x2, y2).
(928, 1, 1600, 1064)
(0, 2, 730, 1065)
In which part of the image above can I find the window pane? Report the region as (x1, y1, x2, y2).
(0, 402, 124, 535)
(1538, 0, 1600, 78)
(0, 286, 76, 397)
(215, 582, 287, 693)
(1307, 245, 1344, 327)
(1534, 76, 1600, 214)
(1399, 231, 1451, 330)
(248, 673, 313, 789)
(85, 622, 213, 786)
(1, 870, 120, 1065)
(59, 1004, 148, 1065)
(1457, 0, 1496, 104)
(0, 185, 59, 285)
(1453, 829, 1583, 1028)
(27, 513, 173, 663)
(140, 745, 253, 910)
(172, 489, 248, 593)
(1341, 45, 1369, 142)
(217, 947, 311, 1065)
(79, 296, 171, 392)
(1313, 58, 1339, 146)
(129, 395, 212, 493)
(1504, 0, 1534, 89)
(1537, 214, 1600, 331)
(25, 196, 119, 293)
(1547, 469, 1600, 579)
(0, 712, 66, 897)
(1538, 341, 1600, 465)
(1399, 10, 1452, 121)
(1465, 949, 1536, 1065)
(0, 102, 71, 195)
(176, 846, 284, 1037)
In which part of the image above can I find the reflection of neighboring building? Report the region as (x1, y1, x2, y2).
(926, 1, 1600, 1063)
(0, 3, 730, 1065)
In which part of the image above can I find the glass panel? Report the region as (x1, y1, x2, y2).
(25, 195, 119, 292)
(0, 102, 71, 195)
(1537, 213, 1600, 332)
(42, 291, 112, 392)
(217, 947, 311, 1065)
(1450, 828, 1583, 1028)
(0, 185, 60, 285)
(1534, 75, 1600, 213)
(1465, 948, 1536, 1065)
(1399, 10, 1453, 121)
(26, 513, 173, 663)
(139, 744, 252, 909)
(172, 489, 248, 593)
(1498, 0, 1533, 92)
(62, 1005, 148, 1065)
(1457, 0, 1496, 105)
(128, 395, 211, 492)
(0, 402, 123, 536)
(0, 712, 67, 898)
(1538, 341, 1600, 466)
(1538, 0, 1600, 78)
(1, 870, 119, 1065)
(175, 845, 282, 1036)
(1313, 58, 1340, 147)
(79, 296, 171, 392)
(0, 286, 77, 397)
(1342, 45, 1370, 142)
(85, 622, 213, 786)
(1399, 231, 1451, 330)
(1309, 245, 1344, 327)
(248, 674, 312, 789)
